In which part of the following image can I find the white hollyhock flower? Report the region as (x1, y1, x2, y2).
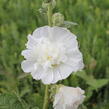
(53, 86, 85, 109)
(21, 26, 84, 84)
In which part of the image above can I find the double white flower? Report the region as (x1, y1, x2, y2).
(53, 86, 85, 109)
(21, 26, 84, 84)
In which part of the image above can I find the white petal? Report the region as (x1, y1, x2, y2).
(26, 34, 38, 49)
(66, 49, 84, 71)
(21, 49, 32, 59)
(51, 26, 76, 41)
(66, 105, 74, 109)
(53, 93, 65, 109)
(53, 94, 61, 106)
(21, 49, 37, 61)
(51, 27, 79, 55)
(67, 49, 83, 59)
(33, 26, 50, 39)
(21, 60, 35, 73)
(42, 69, 53, 84)
(51, 68, 62, 83)
(26, 26, 51, 49)
(31, 66, 46, 80)
(63, 36, 78, 51)
(54, 103, 65, 109)
(59, 64, 73, 79)
(53, 86, 85, 109)
(66, 58, 84, 72)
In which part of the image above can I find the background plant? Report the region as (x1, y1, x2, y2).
(0, 0, 109, 109)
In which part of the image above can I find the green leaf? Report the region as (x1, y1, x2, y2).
(88, 79, 109, 90)
(0, 93, 24, 109)
(63, 21, 78, 28)
(24, 93, 43, 109)
(76, 71, 109, 90)
(29, 93, 43, 109)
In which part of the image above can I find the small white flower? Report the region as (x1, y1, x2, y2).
(21, 26, 84, 84)
(53, 86, 85, 109)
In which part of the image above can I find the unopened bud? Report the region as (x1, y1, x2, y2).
(42, 0, 56, 9)
(44, 0, 52, 3)
(42, 2, 49, 9)
(52, 13, 64, 26)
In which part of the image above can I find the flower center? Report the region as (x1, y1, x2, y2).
(35, 38, 67, 69)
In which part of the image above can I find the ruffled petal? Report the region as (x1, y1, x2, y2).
(26, 34, 38, 49)
(31, 66, 46, 80)
(21, 49, 37, 61)
(51, 27, 76, 41)
(33, 26, 50, 39)
(42, 69, 54, 84)
(21, 60, 35, 73)
(59, 64, 73, 79)
(51, 68, 62, 83)
(66, 58, 84, 72)
(21, 49, 33, 59)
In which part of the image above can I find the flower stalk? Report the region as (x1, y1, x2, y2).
(43, 2, 53, 109)
(47, 2, 52, 26)
(43, 85, 49, 109)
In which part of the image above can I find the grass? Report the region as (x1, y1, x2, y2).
(0, 0, 109, 109)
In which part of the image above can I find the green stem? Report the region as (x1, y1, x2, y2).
(43, 85, 49, 109)
(47, 3, 52, 26)
(43, 3, 52, 109)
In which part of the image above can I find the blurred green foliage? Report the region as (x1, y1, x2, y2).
(0, 0, 109, 109)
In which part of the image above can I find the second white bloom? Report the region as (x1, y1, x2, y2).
(53, 86, 85, 109)
(21, 26, 84, 84)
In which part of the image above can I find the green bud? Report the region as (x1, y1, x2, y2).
(42, 0, 56, 9)
(52, 13, 64, 26)
(39, 8, 47, 14)
(42, 2, 49, 9)
(52, 0, 56, 9)
(44, 0, 52, 3)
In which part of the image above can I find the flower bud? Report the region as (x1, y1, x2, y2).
(42, 0, 56, 9)
(52, 0, 56, 9)
(52, 13, 64, 26)
(44, 0, 52, 3)
(53, 86, 85, 109)
(42, 2, 49, 9)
